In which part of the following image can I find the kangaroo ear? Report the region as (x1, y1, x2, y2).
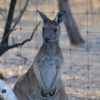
(37, 9, 49, 23)
(54, 10, 66, 25)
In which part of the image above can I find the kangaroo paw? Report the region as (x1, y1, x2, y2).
(41, 88, 47, 97)
(49, 88, 56, 96)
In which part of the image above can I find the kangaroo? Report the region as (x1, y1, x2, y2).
(14, 10, 68, 100)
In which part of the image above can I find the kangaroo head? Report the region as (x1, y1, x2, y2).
(37, 10, 66, 43)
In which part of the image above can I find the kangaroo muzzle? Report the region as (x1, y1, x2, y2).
(45, 37, 50, 43)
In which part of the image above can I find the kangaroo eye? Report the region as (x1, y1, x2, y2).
(42, 28, 45, 32)
(54, 28, 57, 32)
(2, 89, 6, 93)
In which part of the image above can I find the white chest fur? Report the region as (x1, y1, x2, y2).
(40, 55, 59, 92)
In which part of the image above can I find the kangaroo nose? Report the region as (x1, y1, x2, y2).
(45, 37, 50, 43)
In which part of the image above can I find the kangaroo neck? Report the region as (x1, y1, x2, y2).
(42, 40, 60, 56)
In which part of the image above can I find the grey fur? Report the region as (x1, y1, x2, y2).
(14, 10, 68, 100)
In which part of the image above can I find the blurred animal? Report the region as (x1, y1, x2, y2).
(14, 10, 68, 100)
(0, 79, 17, 100)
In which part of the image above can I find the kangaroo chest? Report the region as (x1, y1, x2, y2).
(40, 55, 59, 92)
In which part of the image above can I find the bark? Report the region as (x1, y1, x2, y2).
(58, 0, 85, 45)
(1, 0, 17, 45)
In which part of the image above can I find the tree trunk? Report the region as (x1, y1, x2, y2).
(58, 0, 85, 45)
(0, 0, 17, 56)
(1, 0, 17, 45)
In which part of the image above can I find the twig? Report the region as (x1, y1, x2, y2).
(0, 12, 11, 26)
(8, 21, 41, 49)
(12, 37, 15, 45)
(1, 0, 29, 44)
(16, 54, 27, 64)
(0, 0, 29, 56)
(10, 0, 29, 34)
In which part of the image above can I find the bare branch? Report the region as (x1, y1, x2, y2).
(0, 12, 11, 26)
(0, 0, 30, 56)
(8, 21, 41, 49)
(16, 53, 28, 64)
(10, 0, 29, 34)
(0, 21, 41, 56)
(12, 37, 15, 44)
(1, 0, 29, 45)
